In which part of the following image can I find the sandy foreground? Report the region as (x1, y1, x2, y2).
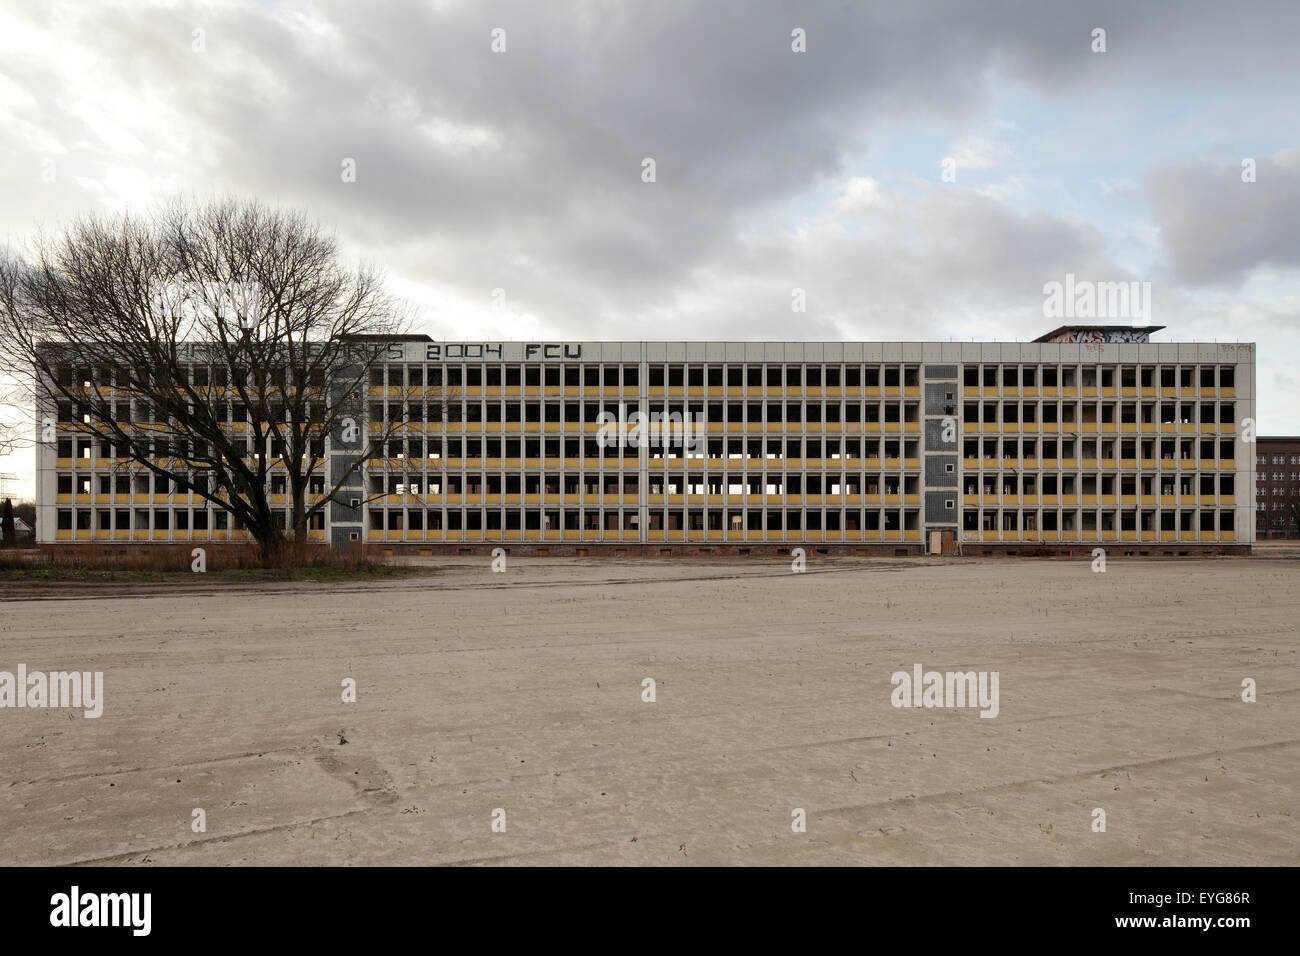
(0, 555, 1296, 866)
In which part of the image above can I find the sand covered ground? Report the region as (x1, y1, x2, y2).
(1, 555, 1296, 866)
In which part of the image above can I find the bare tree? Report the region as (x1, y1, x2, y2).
(0, 197, 437, 561)
(0, 380, 26, 457)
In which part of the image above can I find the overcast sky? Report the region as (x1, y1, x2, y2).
(2, 0, 1298, 497)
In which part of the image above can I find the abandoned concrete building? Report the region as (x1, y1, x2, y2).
(37, 326, 1257, 554)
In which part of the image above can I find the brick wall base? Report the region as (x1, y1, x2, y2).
(955, 544, 1251, 557)
(29, 541, 1254, 559)
(368, 542, 926, 557)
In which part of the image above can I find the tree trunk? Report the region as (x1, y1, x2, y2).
(291, 483, 309, 545)
(252, 520, 287, 566)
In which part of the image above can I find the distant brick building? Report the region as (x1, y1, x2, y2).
(1256, 437, 1300, 538)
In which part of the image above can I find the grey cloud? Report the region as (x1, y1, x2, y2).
(0, 0, 1297, 336)
(1146, 151, 1300, 287)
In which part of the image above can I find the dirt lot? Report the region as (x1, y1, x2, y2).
(1, 556, 1296, 866)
